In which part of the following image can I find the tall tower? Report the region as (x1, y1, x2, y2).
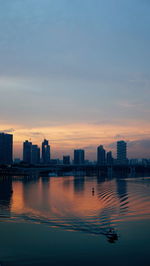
(117, 141, 127, 164)
(0, 133, 13, 164)
(74, 149, 85, 165)
(31, 145, 40, 164)
(106, 151, 113, 165)
(42, 139, 50, 164)
(23, 140, 32, 164)
(97, 145, 106, 165)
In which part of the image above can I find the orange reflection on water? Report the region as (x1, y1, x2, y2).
(9, 176, 150, 233)
(12, 181, 24, 214)
(49, 177, 107, 218)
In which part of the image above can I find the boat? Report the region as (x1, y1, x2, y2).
(106, 228, 118, 243)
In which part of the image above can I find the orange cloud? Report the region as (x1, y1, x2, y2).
(1, 121, 150, 159)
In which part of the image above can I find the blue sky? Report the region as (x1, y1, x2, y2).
(0, 0, 150, 159)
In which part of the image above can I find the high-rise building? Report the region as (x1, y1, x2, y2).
(97, 145, 106, 165)
(117, 141, 127, 164)
(42, 139, 50, 164)
(63, 155, 70, 165)
(74, 149, 85, 165)
(106, 151, 114, 165)
(0, 133, 13, 164)
(23, 140, 32, 164)
(31, 145, 40, 164)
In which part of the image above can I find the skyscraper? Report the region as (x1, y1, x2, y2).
(42, 139, 50, 164)
(106, 151, 114, 165)
(117, 141, 127, 165)
(97, 145, 106, 165)
(31, 145, 40, 164)
(0, 133, 13, 164)
(23, 140, 32, 164)
(74, 149, 85, 165)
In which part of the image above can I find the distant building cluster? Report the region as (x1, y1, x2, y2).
(23, 141, 40, 164)
(0, 132, 150, 166)
(23, 139, 50, 164)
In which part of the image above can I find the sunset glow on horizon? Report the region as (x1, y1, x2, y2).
(1, 120, 150, 159)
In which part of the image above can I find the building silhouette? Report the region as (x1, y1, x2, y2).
(0, 133, 13, 164)
(117, 141, 127, 165)
(32, 145, 40, 164)
(23, 140, 32, 164)
(63, 155, 70, 165)
(97, 145, 106, 165)
(74, 149, 85, 165)
(42, 139, 50, 164)
(106, 151, 113, 165)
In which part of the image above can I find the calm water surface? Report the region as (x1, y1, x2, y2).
(0, 176, 150, 266)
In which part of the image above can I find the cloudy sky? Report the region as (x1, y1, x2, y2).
(0, 0, 150, 159)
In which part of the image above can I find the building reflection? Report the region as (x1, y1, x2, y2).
(116, 178, 129, 215)
(22, 177, 41, 210)
(41, 177, 51, 212)
(0, 178, 13, 217)
(62, 178, 72, 190)
(73, 176, 85, 194)
(22, 177, 52, 214)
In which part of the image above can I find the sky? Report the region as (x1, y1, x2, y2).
(0, 0, 150, 160)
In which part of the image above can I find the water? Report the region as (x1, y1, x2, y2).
(0, 175, 150, 265)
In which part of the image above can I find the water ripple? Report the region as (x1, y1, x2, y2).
(0, 176, 150, 242)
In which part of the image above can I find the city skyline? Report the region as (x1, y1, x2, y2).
(0, 130, 150, 160)
(0, 0, 150, 159)
(1, 132, 150, 163)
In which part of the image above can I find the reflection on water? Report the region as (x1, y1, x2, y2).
(0, 176, 150, 242)
(0, 178, 13, 218)
(116, 179, 129, 215)
(74, 176, 85, 194)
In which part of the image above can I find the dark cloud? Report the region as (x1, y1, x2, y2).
(0, 128, 15, 133)
(114, 134, 125, 140)
(107, 139, 150, 158)
(107, 142, 116, 149)
(82, 145, 96, 150)
(30, 132, 43, 136)
(128, 139, 150, 149)
(128, 139, 150, 158)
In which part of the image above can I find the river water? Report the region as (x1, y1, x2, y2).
(0, 175, 150, 266)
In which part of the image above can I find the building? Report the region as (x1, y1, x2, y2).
(106, 151, 113, 165)
(0, 133, 13, 165)
(74, 149, 85, 165)
(117, 141, 127, 165)
(23, 140, 32, 164)
(31, 145, 40, 164)
(42, 139, 50, 164)
(63, 155, 70, 165)
(97, 145, 106, 165)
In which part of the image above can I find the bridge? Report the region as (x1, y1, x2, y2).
(0, 164, 150, 178)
